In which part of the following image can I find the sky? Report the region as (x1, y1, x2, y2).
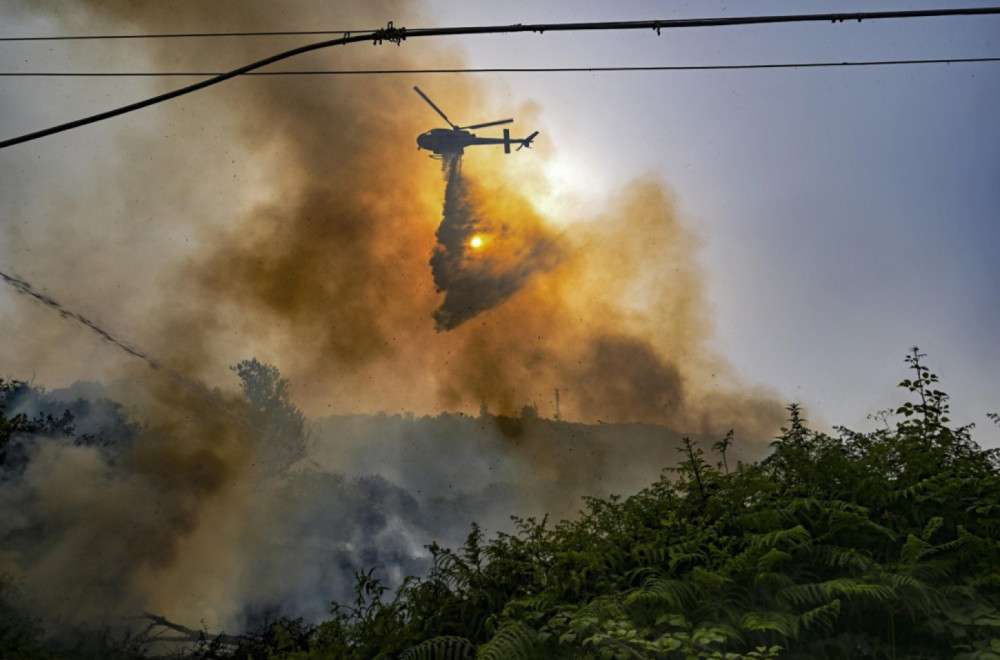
(1, 0, 998, 445)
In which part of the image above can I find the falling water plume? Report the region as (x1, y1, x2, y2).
(430, 153, 560, 330)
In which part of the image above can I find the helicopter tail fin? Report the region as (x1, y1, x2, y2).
(517, 131, 539, 151)
(503, 128, 511, 154)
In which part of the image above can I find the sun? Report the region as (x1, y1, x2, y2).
(469, 235, 484, 249)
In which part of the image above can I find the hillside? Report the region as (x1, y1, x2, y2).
(311, 407, 734, 524)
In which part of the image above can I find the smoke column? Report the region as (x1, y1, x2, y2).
(431, 154, 559, 330)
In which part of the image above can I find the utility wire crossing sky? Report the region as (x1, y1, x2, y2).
(2, 7, 999, 148)
(4, 7, 1000, 41)
(4, 58, 1000, 77)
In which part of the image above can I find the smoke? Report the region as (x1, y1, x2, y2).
(0, 0, 787, 639)
(0, 373, 258, 631)
(0, 0, 779, 427)
(431, 154, 560, 330)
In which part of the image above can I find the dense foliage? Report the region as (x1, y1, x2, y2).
(3, 349, 1000, 659)
(241, 349, 1000, 660)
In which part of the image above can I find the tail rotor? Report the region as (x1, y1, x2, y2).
(517, 131, 540, 151)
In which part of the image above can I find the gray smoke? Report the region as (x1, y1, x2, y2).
(0, 376, 713, 635)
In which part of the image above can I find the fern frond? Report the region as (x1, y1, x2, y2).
(817, 577, 896, 603)
(757, 548, 792, 571)
(630, 544, 669, 567)
(881, 572, 941, 610)
(921, 516, 945, 541)
(798, 598, 841, 636)
(955, 525, 999, 561)
(811, 544, 874, 573)
(692, 622, 744, 646)
(571, 594, 624, 624)
(666, 540, 709, 572)
(900, 533, 930, 564)
(691, 566, 731, 591)
(827, 509, 897, 542)
(751, 525, 812, 550)
(401, 636, 474, 660)
(904, 557, 953, 583)
(786, 497, 868, 523)
(755, 570, 796, 594)
(743, 498, 866, 530)
(501, 594, 556, 622)
(625, 565, 663, 587)
(477, 622, 539, 660)
(832, 581, 896, 604)
(740, 610, 799, 640)
(624, 576, 696, 613)
(778, 582, 830, 609)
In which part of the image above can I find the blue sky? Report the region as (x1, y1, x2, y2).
(1, 1, 998, 444)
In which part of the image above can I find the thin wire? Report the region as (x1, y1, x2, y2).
(3, 57, 999, 76)
(0, 29, 379, 42)
(4, 8, 1000, 149)
(0, 267, 241, 423)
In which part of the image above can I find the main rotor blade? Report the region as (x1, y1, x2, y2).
(462, 118, 514, 130)
(413, 86, 457, 129)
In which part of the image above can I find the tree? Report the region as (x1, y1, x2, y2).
(1, 378, 76, 472)
(230, 359, 307, 475)
(713, 429, 734, 474)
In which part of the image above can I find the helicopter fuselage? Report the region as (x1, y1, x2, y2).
(416, 128, 478, 156)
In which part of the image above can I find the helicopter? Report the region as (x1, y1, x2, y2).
(414, 86, 539, 157)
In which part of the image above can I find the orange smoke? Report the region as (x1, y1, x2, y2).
(431, 153, 561, 329)
(2, 0, 781, 431)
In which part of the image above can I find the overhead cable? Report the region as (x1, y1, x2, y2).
(0, 28, 379, 42)
(2, 7, 999, 42)
(3, 57, 999, 77)
(3, 8, 1000, 149)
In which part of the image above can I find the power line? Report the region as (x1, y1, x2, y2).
(2, 57, 999, 77)
(0, 267, 238, 421)
(3, 7, 999, 42)
(3, 8, 1000, 149)
(0, 29, 379, 42)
